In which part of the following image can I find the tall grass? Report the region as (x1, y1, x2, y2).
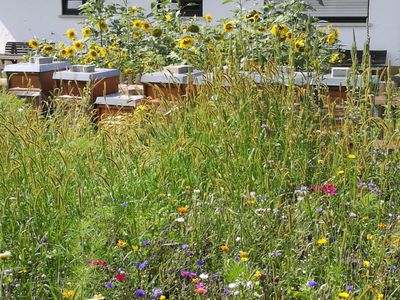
(0, 62, 399, 299)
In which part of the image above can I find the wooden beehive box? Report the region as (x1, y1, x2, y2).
(53, 66, 120, 102)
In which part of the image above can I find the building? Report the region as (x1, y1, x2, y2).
(1, 0, 399, 65)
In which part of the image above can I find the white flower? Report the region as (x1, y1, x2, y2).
(250, 191, 256, 198)
(236, 237, 242, 242)
(175, 217, 185, 223)
(199, 273, 209, 280)
(228, 282, 239, 289)
(193, 189, 200, 194)
(0, 251, 11, 260)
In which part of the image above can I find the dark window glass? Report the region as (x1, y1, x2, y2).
(62, 0, 86, 16)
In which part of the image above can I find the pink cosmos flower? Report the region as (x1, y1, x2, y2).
(115, 273, 127, 281)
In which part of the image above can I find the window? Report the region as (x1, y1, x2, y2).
(62, 0, 86, 15)
(179, 0, 202, 17)
(160, 0, 203, 17)
(307, 0, 369, 23)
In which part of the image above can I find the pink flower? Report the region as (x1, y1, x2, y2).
(115, 273, 127, 281)
(88, 260, 108, 266)
(194, 287, 207, 294)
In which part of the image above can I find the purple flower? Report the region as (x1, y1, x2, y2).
(307, 280, 318, 288)
(106, 282, 113, 288)
(138, 260, 148, 270)
(358, 182, 367, 187)
(121, 202, 128, 207)
(261, 123, 267, 129)
(347, 285, 354, 292)
(316, 207, 323, 213)
(197, 259, 204, 265)
(181, 270, 190, 277)
(132, 260, 138, 266)
(117, 267, 124, 272)
(182, 244, 189, 249)
(234, 255, 240, 261)
(153, 289, 163, 297)
(143, 241, 151, 246)
(189, 272, 197, 279)
(134, 289, 146, 297)
(223, 288, 231, 295)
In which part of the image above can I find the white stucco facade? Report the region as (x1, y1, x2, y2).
(0, 0, 399, 65)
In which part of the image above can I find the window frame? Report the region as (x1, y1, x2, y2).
(62, 0, 86, 16)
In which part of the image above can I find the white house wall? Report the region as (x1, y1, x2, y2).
(1, 0, 400, 65)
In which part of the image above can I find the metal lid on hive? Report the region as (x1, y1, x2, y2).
(4, 57, 69, 73)
(52, 65, 119, 81)
(95, 93, 144, 107)
(141, 65, 204, 84)
(316, 67, 362, 87)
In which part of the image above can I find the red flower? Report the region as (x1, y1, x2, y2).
(115, 273, 127, 281)
(88, 260, 108, 266)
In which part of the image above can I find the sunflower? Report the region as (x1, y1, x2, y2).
(205, 15, 213, 22)
(87, 49, 97, 59)
(108, 45, 117, 52)
(28, 39, 39, 49)
(257, 26, 266, 34)
(66, 28, 77, 40)
(187, 24, 200, 34)
(129, 6, 137, 16)
(294, 39, 305, 52)
(179, 36, 195, 49)
(141, 21, 151, 32)
(285, 32, 293, 42)
(66, 47, 75, 57)
(151, 28, 163, 38)
(270, 23, 289, 40)
(223, 21, 235, 33)
(133, 31, 142, 39)
(95, 21, 108, 31)
(59, 48, 68, 57)
(73, 40, 84, 51)
(326, 33, 337, 45)
(82, 27, 92, 38)
(133, 20, 142, 29)
(329, 53, 340, 63)
(42, 44, 54, 55)
(99, 47, 106, 58)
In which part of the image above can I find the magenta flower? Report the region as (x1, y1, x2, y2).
(115, 273, 127, 281)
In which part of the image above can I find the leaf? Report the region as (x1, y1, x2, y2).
(317, 0, 324, 5)
(222, 0, 233, 4)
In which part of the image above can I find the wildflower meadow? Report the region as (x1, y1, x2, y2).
(1, 0, 400, 299)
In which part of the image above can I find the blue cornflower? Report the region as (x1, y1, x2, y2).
(138, 260, 148, 270)
(197, 259, 204, 265)
(121, 202, 128, 207)
(106, 282, 113, 288)
(307, 280, 318, 288)
(134, 289, 146, 297)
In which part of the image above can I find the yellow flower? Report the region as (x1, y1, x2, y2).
(378, 223, 387, 229)
(377, 293, 384, 300)
(130, 6, 137, 16)
(66, 47, 75, 57)
(338, 292, 350, 298)
(87, 49, 97, 59)
(294, 39, 305, 52)
(82, 27, 92, 38)
(363, 260, 370, 268)
(132, 245, 139, 251)
(160, 296, 166, 300)
(93, 295, 105, 300)
(166, 14, 172, 21)
(59, 48, 68, 57)
(141, 21, 151, 32)
(192, 277, 200, 283)
(362, 216, 369, 221)
(108, 45, 116, 52)
(257, 26, 266, 33)
(42, 44, 54, 55)
(62, 290, 75, 299)
(366, 234, 373, 241)
(326, 33, 337, 44)
(285, 31, 293, 42)
(0, 251, 11, 260)
(347, 154, 356, 159)
(317, 238, 328, 245)
(240, 251, 248, 257)
(205, 14, 213, 22)
(317, 159, 323, 164)
(73, 40, 83, 51)
(255, 270, 262, 278)
(336, 170, 345, 175)
(98, 47, 106, 58)
(117, 239, 126, 248)
(240, 257, 249, 262)
(96, 21, 108, 31)
(66, 28, 77, 40)
(28, 39, 39, 49)
(133, 20, 142, 29)
(329, 53, 340, 63)
(223, 21, 235, 33)
(220, 245, 229, 251)
(270, 23, 288, 38)
(179, 36, 195, 49)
